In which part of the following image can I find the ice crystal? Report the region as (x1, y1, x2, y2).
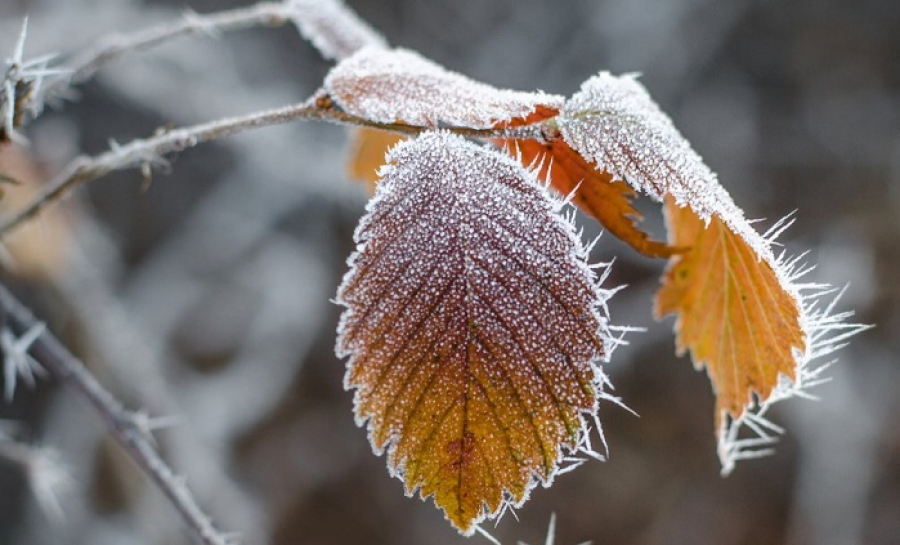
(325, 47, 565, 129)
(335, 131, 616, 533)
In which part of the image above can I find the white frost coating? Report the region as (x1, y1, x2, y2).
(335, 131, 618, 534)
(325, 47, 565, 129)
(559, 72, 866, 472)
(289, 0, 389, 61)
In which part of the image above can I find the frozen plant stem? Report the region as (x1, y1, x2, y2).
(0, 95, 545, 237)
(0, 284, 232, 545)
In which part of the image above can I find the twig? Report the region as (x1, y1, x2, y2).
(0, 283, 233, 545)
(0, 95, 545, 237)
(41, 2, 295, 102)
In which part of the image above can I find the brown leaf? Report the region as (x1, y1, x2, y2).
(504, 139, 678, 258)
(337, 132, 610, 534)
(655, 199, 804, 427)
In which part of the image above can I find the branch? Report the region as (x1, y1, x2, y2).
(0, 94, 546, 237)
(0, 283, 234, 545)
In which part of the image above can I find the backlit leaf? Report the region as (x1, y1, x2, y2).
(336, 131, 612, 534)
(325, 46, 565, 129)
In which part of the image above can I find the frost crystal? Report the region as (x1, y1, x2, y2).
(325, 47, 565, 129)
(335, 131, 615, 533)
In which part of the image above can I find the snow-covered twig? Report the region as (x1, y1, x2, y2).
(0, 284, 234, 545)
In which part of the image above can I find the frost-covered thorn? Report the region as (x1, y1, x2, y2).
(128, 410, 182, 446)
(2, 323, 47, 401)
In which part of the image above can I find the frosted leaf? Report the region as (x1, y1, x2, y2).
(325, 47, 565, 129)
(335, 131, 613, 534)
(289, 0, 389, 61)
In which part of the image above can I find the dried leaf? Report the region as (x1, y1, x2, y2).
(345, 127, 406, 192)
(656, 199, 803, 425)
(337, 131, 611, 534)
(325, 47, 565, 129)
(504, 139, 678, 258)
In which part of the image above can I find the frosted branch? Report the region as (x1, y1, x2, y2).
(0, 94, 546, 237)
(0, 284, 233, 545)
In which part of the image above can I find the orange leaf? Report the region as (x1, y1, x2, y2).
(337, 132, 610, 534)
(655, 199, 804, 428)
(505, 139, 678, 258)
(326, 47, 564, 129)
(345, 127, 406, 192)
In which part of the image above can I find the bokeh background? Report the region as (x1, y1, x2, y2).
(0, 0, 897, 544)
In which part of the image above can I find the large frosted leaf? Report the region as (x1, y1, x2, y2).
(336, 131, 612, 533)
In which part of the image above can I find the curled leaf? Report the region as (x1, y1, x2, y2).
(336, 131, 612, 533)
(325, 46, 564, 129)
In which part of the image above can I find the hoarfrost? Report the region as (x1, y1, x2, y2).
(325, 47, 565, 129)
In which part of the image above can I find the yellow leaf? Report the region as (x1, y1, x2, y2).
(337, 132, 610, 534)
(655, 199, 804, 428)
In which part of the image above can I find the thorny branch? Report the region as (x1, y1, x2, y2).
(0, 284, 233, 545)
(0, 94, 549, 237)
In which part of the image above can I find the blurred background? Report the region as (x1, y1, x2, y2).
(0, 0, 897, 543)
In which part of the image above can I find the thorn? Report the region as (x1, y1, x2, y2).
(2, 323, 47, 401)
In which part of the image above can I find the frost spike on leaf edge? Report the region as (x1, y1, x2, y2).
(335, 130, 616, 533)
(558, 71, 865, 471)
